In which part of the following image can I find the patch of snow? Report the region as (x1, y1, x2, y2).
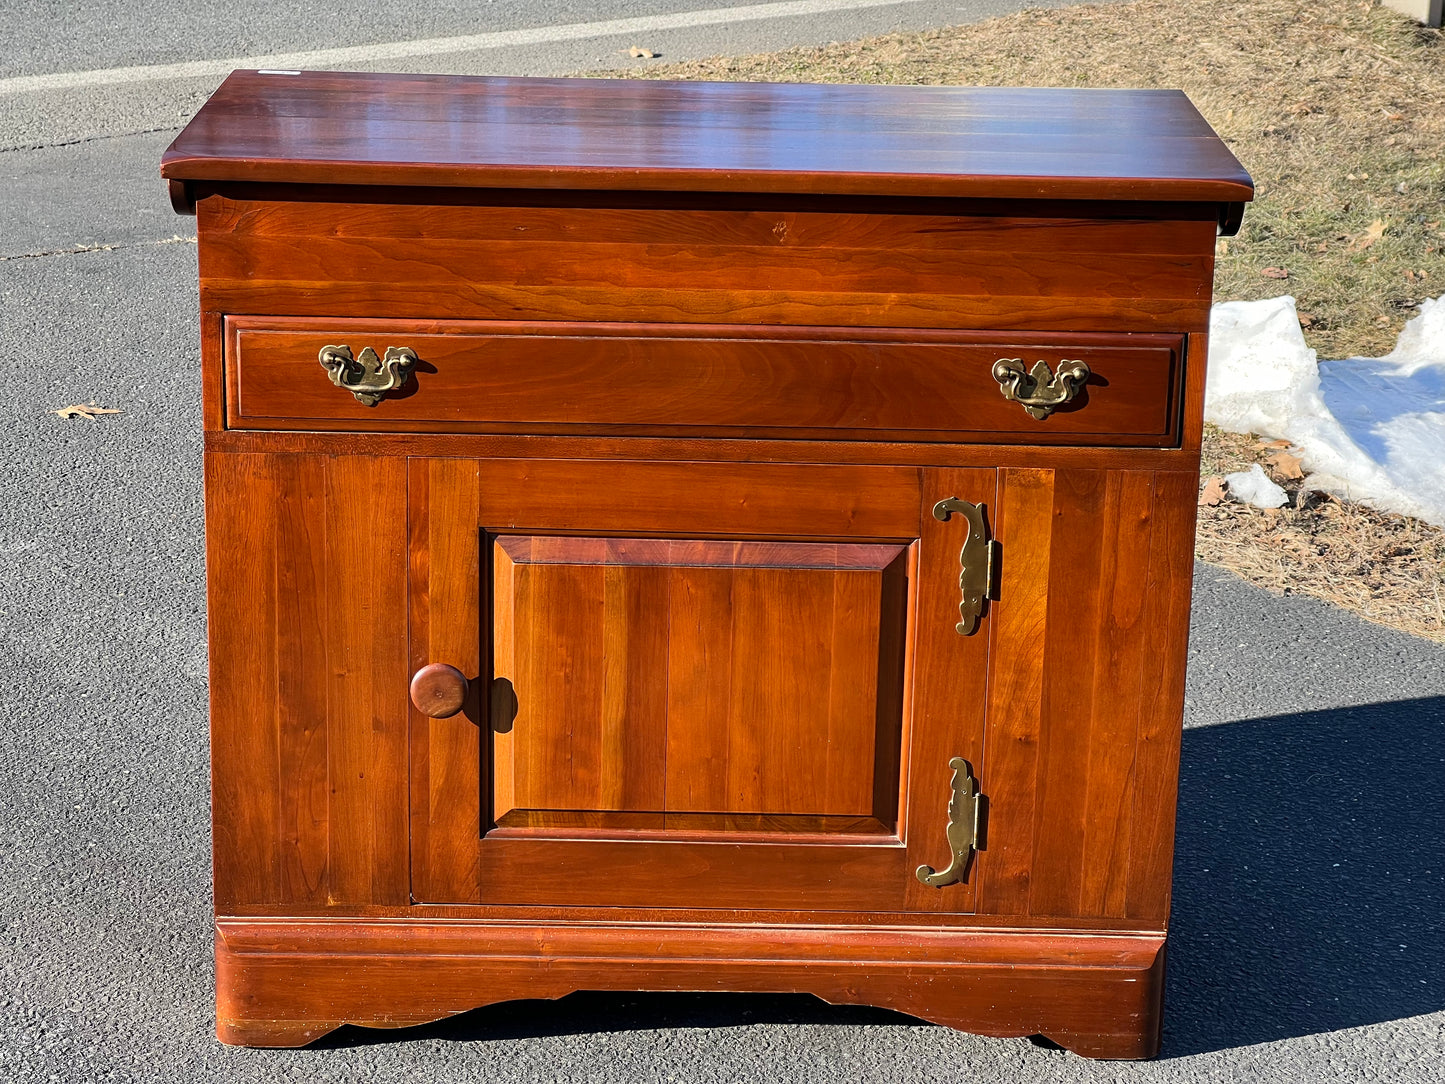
(1205, 294, 1445, 527)
(1223, 464, 1288, 509)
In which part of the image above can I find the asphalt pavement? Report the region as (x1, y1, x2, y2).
(2, 1, 1443, 1080)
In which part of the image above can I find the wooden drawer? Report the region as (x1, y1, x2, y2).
(225, 317, 1185, 446)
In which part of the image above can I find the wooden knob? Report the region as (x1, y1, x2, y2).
(409, 664, 469, 718)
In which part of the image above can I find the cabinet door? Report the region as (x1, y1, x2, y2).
(409, 458, 993, 913)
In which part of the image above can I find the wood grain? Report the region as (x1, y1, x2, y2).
(1124, 471, 1199, 921)
(470, 458, 921, 539)
(227, 318, 1183, 445)
(206, 427, 1206, 469)
(899, 469, 996, 915)
(977, 469, 1195, 921)
(207, 453, 282, 905)
(273, 455, 328, 903)
(199, 198, 1218, 334)
(407, 458, 483, 904)
(487, 538, 911, 853)
(162, 71, 1252, 205)
(215, 918, 1167, 1059)
(208, 452, 409, 909)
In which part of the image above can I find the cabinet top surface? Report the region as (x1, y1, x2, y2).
(161, 70, 1253, 203)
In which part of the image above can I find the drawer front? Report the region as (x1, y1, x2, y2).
(226, 317, 1184, 446)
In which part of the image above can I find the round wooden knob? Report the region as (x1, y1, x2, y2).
(409, 664, 469, 718)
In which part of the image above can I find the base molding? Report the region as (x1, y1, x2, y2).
(215, 918, 1166, 1058)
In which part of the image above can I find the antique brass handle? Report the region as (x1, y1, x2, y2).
(992, 357, 1090, 420)
(932, 497, 996, 636)
(318, 344, 418, 406)
(916, 757, 982, 888)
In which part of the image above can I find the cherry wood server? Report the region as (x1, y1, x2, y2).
(163, 70, 1251, 1059)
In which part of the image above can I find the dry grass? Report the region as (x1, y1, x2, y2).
(599, 0, 1445, 642)
(1198, 426, 1445, 640)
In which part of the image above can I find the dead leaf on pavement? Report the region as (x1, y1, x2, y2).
(53, 402, 122, 420)
(1260, 266, 1290, 279)
(1267, 450, 1304, 479)
(1199, 476, 1227, 506)
(629, 45, 658, 58)
(1255, 438, 1292, 450)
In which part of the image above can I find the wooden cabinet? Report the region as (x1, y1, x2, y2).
(166, 71, 1251, 1059)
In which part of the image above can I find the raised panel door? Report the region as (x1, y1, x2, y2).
(408, 458, 995, 914)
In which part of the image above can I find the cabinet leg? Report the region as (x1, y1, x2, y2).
(216, 1017, 343, 1048)
(1037, 1028, 1162, 1060)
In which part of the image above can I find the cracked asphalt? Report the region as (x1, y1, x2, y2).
(2, 2, 1442, 1080)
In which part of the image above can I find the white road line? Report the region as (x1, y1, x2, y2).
(0, 0, 931, 96)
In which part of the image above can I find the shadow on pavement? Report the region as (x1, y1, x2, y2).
(1163, 694, 1445, 1056)
(316, 695, 1445, 1056)
(314, 992, 912, 1048)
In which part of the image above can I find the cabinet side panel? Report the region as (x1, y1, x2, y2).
(978, 468, 1193, 922)
(1180, 331, 1211, 455)
(274, 456, 331, 904)
(1125, 470, 1198, 921)
(208, 451, 410, 909)
(208, 453, 283, 906)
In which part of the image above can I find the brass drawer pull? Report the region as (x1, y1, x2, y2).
(916, 757, 982, 888)
(992, 357, 1090, 420)
(932, 497, 997, 636)
(319, 344, 418, 406)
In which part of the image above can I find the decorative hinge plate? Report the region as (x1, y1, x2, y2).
(932, 498, 998, 636)
(915, 757, 983, 888)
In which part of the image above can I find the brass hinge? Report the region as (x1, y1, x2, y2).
(915, 757, 983, 888)
(932, 498, 998, 635)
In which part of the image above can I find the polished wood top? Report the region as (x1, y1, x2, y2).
(161, 70, 1253, 203)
